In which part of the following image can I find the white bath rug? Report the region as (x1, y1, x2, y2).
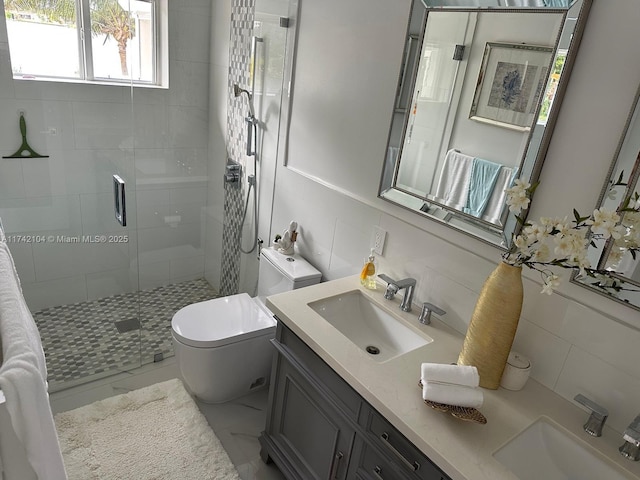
(54, 378, 240, 480)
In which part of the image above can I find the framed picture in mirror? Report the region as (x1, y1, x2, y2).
(469, 42, 554, 131)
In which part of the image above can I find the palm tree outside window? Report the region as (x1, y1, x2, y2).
(4, 0, 163, 85)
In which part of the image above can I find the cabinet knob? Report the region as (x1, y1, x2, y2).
(373, 465, 384, 479)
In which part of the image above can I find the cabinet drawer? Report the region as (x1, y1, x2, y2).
(276, 322, 362, 420)
(364, 407, 450, 480)
(352, 439, 413, 480)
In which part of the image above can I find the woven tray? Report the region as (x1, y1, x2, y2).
(418, 380, 487, 424)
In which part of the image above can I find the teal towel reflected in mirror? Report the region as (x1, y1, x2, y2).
(464, 158, 502, 217)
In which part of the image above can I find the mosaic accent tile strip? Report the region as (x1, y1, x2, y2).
(220, 181, 244, 296)
(33, 278, 218, 391)
(219, 0, 256, 296)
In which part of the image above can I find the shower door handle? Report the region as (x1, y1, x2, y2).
(246, 35, 263, 157)
(250, 36, 263, 92)
(245, 116, 257, 156)
(113, 174, 127, 227)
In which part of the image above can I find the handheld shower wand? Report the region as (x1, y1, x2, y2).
(233, 84, 257, 157)
(233, 84, 260, 257)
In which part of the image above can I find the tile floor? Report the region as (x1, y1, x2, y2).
(49, 358, 286, 480)
(34, 278, 218, 391)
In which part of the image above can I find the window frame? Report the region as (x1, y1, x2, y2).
(7, 0, 165, 88)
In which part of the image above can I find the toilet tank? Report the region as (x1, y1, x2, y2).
(257, 247, 321, 298)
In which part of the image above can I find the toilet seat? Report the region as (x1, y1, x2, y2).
(171, 293, 276, 348)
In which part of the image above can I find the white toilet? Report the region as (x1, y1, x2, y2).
(171, 247, 321, 403)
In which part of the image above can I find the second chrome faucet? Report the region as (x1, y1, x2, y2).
(574, 394, 609, 437)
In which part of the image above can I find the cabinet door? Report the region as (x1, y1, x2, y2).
(267, 355, 355, 480)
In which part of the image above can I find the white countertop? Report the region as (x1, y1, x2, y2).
(266, 275, 640, 480)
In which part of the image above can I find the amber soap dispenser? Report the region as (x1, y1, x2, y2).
(360, 249, 377, 289)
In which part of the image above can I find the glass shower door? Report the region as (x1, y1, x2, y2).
(0, 3, 143, 389)
(0, 98, 143, 391)
(129, 0, 216, 367)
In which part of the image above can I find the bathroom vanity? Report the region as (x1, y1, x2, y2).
(260, 321, 450, 479)
(259, 276, 640, 480)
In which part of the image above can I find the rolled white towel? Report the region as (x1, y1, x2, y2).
(421, 363, 479, 388)
(422, 381, 484, 409)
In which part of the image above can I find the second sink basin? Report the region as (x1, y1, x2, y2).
(308, 290, 432, 362)
(494, 416, 634, 480)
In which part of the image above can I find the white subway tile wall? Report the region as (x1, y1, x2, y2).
(0, 1, 212, 307)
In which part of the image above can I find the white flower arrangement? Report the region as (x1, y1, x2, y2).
(502, 179, 640, 295)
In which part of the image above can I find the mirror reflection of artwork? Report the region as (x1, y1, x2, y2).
(390, 11, 563, 225)
(493, 64, 524, 108)
(488, 62, 538, 112)
(470, 43, 554, 131)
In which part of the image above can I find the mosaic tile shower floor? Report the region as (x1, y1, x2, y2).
(33, 278, 218, 391)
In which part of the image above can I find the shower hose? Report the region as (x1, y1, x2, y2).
(239, 152, 259, 255)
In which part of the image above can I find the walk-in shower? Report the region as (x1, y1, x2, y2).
(0, 0, 296, 392)
(0, 0, 221, 392)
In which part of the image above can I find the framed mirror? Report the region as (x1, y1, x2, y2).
(571, 87, 640, 311)
(379, 0, 592, 249)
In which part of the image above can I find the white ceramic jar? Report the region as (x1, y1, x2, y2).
(500, 351, 531, 391)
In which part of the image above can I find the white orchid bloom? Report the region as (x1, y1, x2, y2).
(587, 209, 621, 236)
(531, 243, 551, 263)
(606, 248, 624, 269)
(506, 193, 530, 213)
(540, 274, 560, 295)
(505, 179, 532, 214)
(504, 183, 640, 297)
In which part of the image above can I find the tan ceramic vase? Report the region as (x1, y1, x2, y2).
(458, 262, 523, 389)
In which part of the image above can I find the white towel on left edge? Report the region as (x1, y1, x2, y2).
(422, 381, 484, 409)
(433, 149, 474, 210)
(0, 241, 67, 480)
(421, 363, 479, 388)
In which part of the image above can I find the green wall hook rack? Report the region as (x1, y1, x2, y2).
(3, 113, 49, 158)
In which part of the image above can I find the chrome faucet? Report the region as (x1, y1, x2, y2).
(574, 394, 609, 437)
(378, 274, 416, 312)
(418, 302, 446, 325)
(619, 415, 640, 461)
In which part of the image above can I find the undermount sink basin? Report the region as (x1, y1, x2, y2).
(494, 417, 634, 480)
(308, 290, 432, 362)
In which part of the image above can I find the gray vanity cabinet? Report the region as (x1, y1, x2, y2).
(262, 349, 355, 479)
(259, 322, 452, 480)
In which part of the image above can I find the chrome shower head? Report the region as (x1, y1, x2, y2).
(233, 84, 251, 98)
(233, 84, 255, 118)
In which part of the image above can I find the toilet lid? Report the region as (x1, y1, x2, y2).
(171, 293, 276, 348)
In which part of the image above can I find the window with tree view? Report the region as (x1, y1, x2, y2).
(4, 0, 163, 85)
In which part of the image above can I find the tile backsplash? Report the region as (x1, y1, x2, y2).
(274, 176, 640, 435)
